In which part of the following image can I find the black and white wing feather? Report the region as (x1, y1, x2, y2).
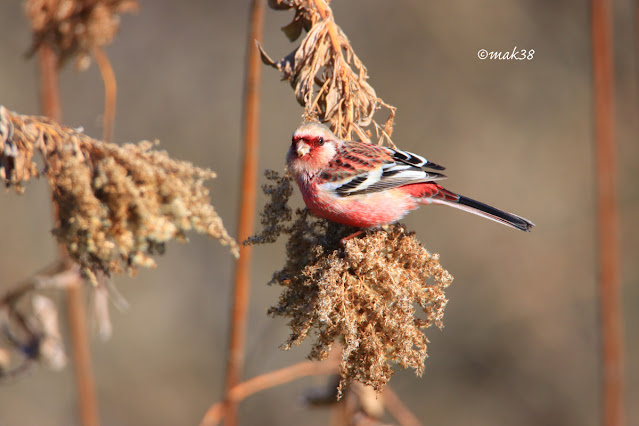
(319, 142, 447, 197)
(389, 147, 446, 171)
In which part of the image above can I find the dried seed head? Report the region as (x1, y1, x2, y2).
(249, 171, 453, 395)
(0, 106, 238, 278)
(25, 0, 139, 69)
(245, 169, 294, 245)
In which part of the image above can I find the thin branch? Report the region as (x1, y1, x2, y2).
(38, 45, 61, 121)
(38, 43, 100, 426)
(93, 46, 117, 142)
(382, 386, 421, 426)
(591, 1, 625, 425)
(65, 279, 100, 426)
(311, 0, 354, 139)
(0, 261, 65, 307)
(223, 0, 265, 425)
(202, 358, 339, 426)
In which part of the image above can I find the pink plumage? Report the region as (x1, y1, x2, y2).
(286, 122, 534, 231)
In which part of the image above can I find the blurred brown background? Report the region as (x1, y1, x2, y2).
(0, 1, 637, 425)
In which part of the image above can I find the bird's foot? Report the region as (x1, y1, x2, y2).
(340, 230, 364, 246)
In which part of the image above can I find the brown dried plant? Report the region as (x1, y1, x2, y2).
(251, 0, 454, 398)
(25, 0, 139, 69)
(0, 106, 238, 282)
(260, 0, 396, 145)
(249, 171, 452, 395)
(203, 1, 449, 422)
(0, 266, 75, 380)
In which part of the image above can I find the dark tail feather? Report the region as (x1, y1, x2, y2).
(456, 195, 535, 231)
(429, 191, 535, 232)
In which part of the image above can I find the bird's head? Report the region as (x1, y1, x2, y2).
(286, 122, 340, 179)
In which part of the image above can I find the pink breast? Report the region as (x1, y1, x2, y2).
(300, 183, 419, 228)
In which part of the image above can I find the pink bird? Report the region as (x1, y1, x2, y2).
(286, 122, 534, 231)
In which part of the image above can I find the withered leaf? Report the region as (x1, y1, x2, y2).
(281, 18, 304, 42)
(260, 5, 396, 144)
(268, 0, 294, 10)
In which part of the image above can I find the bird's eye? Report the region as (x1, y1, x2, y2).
(317, 137, 324, 146)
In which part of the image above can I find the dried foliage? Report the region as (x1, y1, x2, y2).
(0, 266, 75, 380)
(246, 169, 295, 245)
(0, 106, 238, 280)
(260, 0, 396, 145)
(249, 172, 453, 395)
(25, 0, 139, 69)
(252, 0, 454, 399)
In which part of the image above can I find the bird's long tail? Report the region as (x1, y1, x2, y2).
(419, 184, 535, 232)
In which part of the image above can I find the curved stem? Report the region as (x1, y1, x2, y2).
(382, 386, 421, 426)
(202, 358, 339, 426)
(93, 47, 117, 143)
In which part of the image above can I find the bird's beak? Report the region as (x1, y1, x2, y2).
(296, 141, 311, 157)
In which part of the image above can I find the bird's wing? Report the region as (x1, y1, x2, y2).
(319, 141, 447, 197)
(388, 146, 446, 171)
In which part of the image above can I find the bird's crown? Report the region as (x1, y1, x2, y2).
(293, 122, 334, 140)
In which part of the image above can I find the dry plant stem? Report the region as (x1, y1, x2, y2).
(382, 386, 421, 426)
(223, 0, 265, 425)
(310, 0, 352, 125)
(38, 45, 61, 122)
(93, 46, 116, 142)
(591, 1, 624, 425)
(39, 45, 100, 426)
(311, 0, 343, 62)
(66, 281, 99, 426)
(202, 357, 339, 426)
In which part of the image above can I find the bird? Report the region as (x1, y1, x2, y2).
(286, 122, 534, 231)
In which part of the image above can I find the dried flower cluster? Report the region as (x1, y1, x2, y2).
(249, 172, 453, 395)
(0, 106, 237, 280)
(260, 0, 396, 145)
(25, 0, 139, 69)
